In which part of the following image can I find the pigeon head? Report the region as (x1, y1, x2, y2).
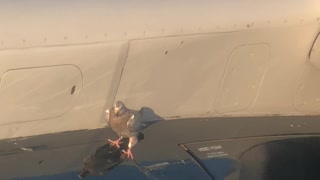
(113, 101, 126, 115)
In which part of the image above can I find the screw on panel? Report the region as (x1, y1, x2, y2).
(22, 39, 26, 43)
(64, 36, 68, 40)
(180, 41, 184, 45)
(317, 17, 320, 21)
(165, 51, 169, 55)
(284, 20, 287, 23)
(267, 20, 271, 24)
(71, 86, 76, 95)
(300, 19, 304, 23)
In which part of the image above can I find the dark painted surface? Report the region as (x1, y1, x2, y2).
(11, 165, 149, 180)
(184, 135, 320, 180)
(139, 159, 211, 180)
(240, 137, 320, 180)
(1, 116, 320, 179)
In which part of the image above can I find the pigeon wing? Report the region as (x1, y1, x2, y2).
(126, 112, 142, 133)
(105, 108, 111, 127)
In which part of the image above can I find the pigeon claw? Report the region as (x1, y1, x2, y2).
(108, 139, 122, 149)
(122, 149, 134, 159)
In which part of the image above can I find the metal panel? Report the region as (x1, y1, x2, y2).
(115, 25, 318, 118)
(0, 65, 82, 124)
(215, 44, 270, 113)
(115, 34, 231, 118)
(0, 42, 128, 139)
(293, 65, 320, 113)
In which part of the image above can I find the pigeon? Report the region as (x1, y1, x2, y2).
(78, 133, 144, 179)
(105, 101, 146, 159)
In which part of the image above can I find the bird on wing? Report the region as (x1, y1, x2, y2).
(105, 101, 146, 159)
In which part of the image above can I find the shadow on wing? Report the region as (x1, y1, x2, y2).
(79, 133, 144, 179)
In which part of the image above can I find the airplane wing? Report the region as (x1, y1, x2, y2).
(1, 0, 320, 179)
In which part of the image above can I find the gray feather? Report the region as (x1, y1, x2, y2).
(105, 109, 110, 127)
(126, 112, 143, 133)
